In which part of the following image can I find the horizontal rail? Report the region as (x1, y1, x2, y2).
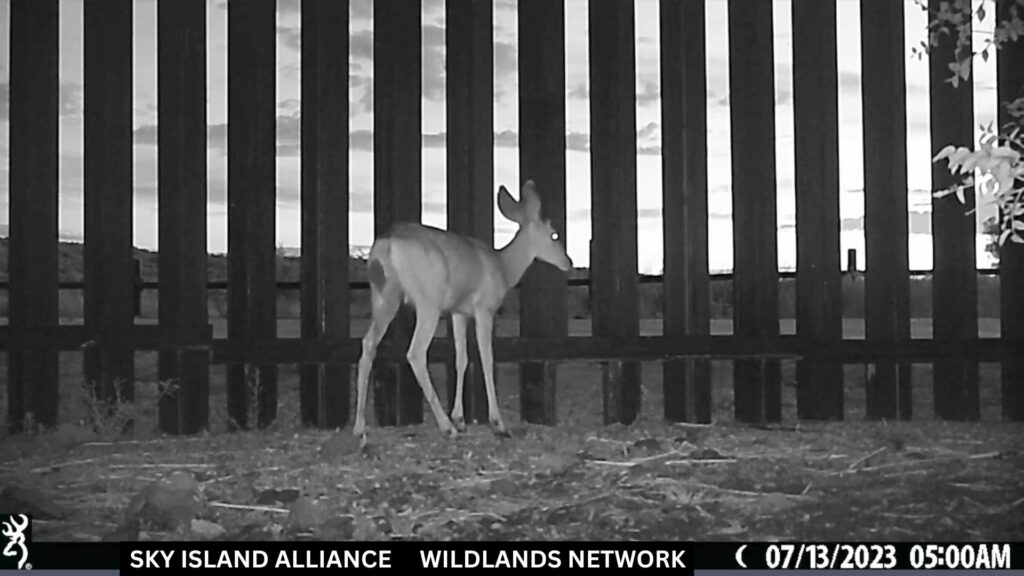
(0, 325, 1016, 363)
(208, 336, 1019, 364)
(0, 268, 1002, 292)
(0, 325, 212, 350)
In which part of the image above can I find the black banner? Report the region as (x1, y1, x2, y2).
(14, 540, 1024, 573)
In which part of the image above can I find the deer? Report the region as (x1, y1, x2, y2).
(352, 180, 572, 443)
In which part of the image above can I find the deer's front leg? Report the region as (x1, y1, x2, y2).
(450, 314, 469, 431)
(474, 311, 508, 437)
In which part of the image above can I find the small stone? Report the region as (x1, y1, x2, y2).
(319, 515, 355, 540)
(690, 447, 724, 460)
(122, 473, 203, 531)
(534, 453, 576, 476)
(49, 422, 99, 448)
(0, 486, 68, 520)
(191, 519, 226, 540)
(287, 497, 323, 531)
(632, 437, 663, 455)
(488, 477, 518, 497)
(255, 488, 301, 506)
(320, 434, 361, 460)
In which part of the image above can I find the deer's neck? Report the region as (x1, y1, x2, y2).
(497, 230, 534, 291)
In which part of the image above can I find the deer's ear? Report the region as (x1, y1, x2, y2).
(521, 180, 541, 222)
(498, 185, 524, 223)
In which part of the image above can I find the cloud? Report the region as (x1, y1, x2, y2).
(134, 124, 158, 145)
(637, 80, 659, 107)
(217, 0, 300, 13)
(352, 75, 373, 117)
(638, 121, 659, 140)
(567, 81, 661, 108)
(568, 207, 662, 223)
(351, 30, 373, 61)
(423, 23, 445, 48)
(567, 132, 589, 152)
(351, 129, 372, 151)
(495, 130, 517, 148)
(277, 115, 300, 143)
(423, 132, 445, 148)
(277, 144, 301, 157)
(2, 83, 87, 119)
(352, 0, 372, 21)
(278, 98, 301, 116)
(423, 200, 445, 215)
(421, 24, 446, 101)
(638, 122, 660, 155)
(495, 41, 516, 79)
(278, 25, 301, 53)
(568, 83, 588, 100)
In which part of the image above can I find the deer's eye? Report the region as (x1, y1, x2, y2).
(551, 232, 560, 241)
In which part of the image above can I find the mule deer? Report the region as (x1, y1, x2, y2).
(353, 181, 572, 442)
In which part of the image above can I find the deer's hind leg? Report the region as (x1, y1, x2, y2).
(405, 305, 457, 439)
(353, 281, 402, 439)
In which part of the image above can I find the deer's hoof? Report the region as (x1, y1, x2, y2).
(490, 420, 510, 438)
(444, 426, 459, 440)
(452, 417, 467, 432)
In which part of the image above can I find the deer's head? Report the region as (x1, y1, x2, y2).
(497, 180, 573, 272)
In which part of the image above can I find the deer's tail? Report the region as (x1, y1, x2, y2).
(367, 237, 394, 294)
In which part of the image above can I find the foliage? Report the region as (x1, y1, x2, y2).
(914, 0, 1024, 246)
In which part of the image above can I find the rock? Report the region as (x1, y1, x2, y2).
(690, 447, 724, 460)
(488, 477, 518, 497)
(163, 471, 201, 494)
(255, 488, 300, 506)
(320, 434, 361, 460)
(191, 519, 227, 540)
(287, 497, 323, 531)
(122, 472, 203, 531)
(0, 486, 68, 520)
(103, 524, 139, 542)
(533, 453, 576, 476)
(49, 422, 99, 448)
(632, 437, 663, 455)
(319, 515, 355, 540)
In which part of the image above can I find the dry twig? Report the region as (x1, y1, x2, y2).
(208, 501, 289, 514)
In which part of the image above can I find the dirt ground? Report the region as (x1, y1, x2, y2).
(1, 404, 1021, 542)
(0, 317, 1021, 542)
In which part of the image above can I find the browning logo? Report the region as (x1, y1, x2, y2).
(1, 514, 31, 570)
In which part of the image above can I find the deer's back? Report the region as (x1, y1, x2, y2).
(376, 222, 507, 315)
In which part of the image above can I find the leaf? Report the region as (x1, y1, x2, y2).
(933, 144, 958, 162)
(1000, 227, 1013, 245)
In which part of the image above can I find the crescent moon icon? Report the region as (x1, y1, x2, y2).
(735, 544, 748, 568)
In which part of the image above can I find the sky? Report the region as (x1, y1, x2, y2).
(0, 0, 1003, 274)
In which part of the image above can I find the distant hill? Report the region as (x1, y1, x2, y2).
(0, 237, 1004, 320)
(0, 238, 372, 283)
